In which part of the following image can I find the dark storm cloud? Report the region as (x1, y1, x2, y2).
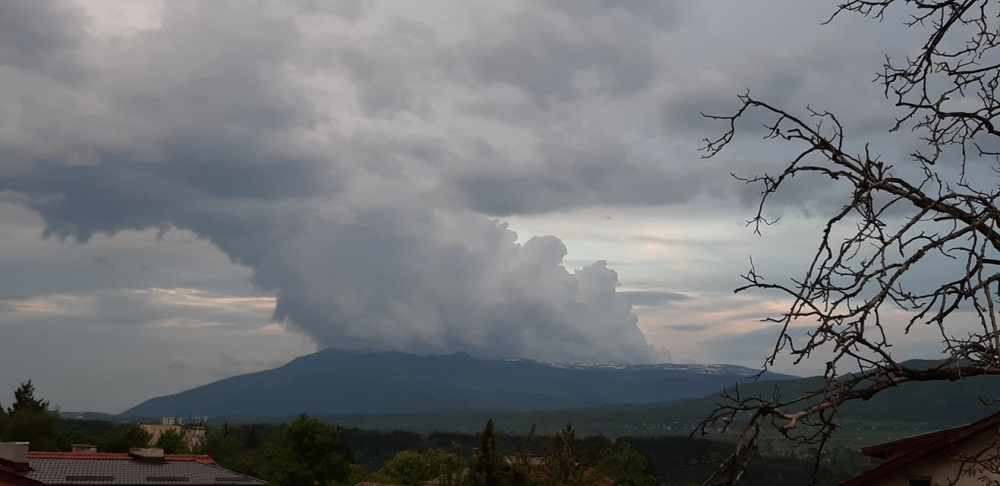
(306, 0, 703, 215)
(0, 0, 670, 364)
(0, 0, 86, 77)
(334, 18, 439, 118)
(295, 0, 368, 20)
(449, 124, 713, 215)
(658, 6, 907, 138)
(459, 0, 676, 104)
(1, 0, 934, 369)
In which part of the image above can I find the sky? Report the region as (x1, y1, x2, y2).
(0, 0, 955, 413)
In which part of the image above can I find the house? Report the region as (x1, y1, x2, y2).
(840, 411, 1000, 485)
(0, 442, 265, 486)
(141, 417, 206, 449)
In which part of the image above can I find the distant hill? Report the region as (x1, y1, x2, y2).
(599, 359, 1000, 430)
(469, 362, 1000, 436)
(294, 367, 1000, 437)
(120, 348, 796, 418)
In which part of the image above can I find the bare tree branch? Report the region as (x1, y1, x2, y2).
(699, 1, 1000, 484)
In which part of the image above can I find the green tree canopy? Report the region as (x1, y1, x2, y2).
(99, 423, 152, 453)
(535, 423, 599, 486)
(260, 415, 359, 486)
(468, 420, 514, 486)
(601, 444, 656, 486)
(375, 448, 466, 486)
(8, 381, 49, 414)
(1, 381, 58, 451)
(154, 428, 189, 454)
(198, 424, 241, 464)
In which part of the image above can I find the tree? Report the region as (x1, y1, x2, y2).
(699, 1, 1000, 484)
(468, 420, 513, 486)
(198, 424, 241, 465)
(98, 423, 152, 453)
(374, 448, 466, 486)
(1, 381, 58, 450)
(259, 415, 359, 486)
(601, 443, 656, 486)
(197, 424, 260, 477)
(539, 423, 593, 486)
(154, 428, 189, 454)
(8, 381, 49, 414)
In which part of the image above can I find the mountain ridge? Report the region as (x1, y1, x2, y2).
(120, 348, 796, 418)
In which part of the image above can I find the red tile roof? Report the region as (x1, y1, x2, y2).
(0, 452, 263, 486)
(26, 454, 215, 465)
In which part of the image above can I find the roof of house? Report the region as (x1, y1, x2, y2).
(839, 411, 1000, 486)
(0, 452, 266, 486)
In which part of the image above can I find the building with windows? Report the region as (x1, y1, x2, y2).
(140, 417, 207, 450)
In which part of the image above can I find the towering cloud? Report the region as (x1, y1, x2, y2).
(0, 0, 675, 363)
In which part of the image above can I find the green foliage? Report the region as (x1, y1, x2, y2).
(1, 409, 59, 450)
(198, 424, 262, 478)
(1, 381, 58, 451)
(244, 426, 260, 450)
(54, 423, 89, 452)
(260, 415, 358, 486)
(154, 428, 189, 454)
(99, 423, 152, 453)
(374, 448, 465, 486)
(199, 424, 241, 462)
(468, 419, 515, 486)
(601, 444, 656, 486)
(0, 396, 875, 486)
(9, 381, 49, 414)
(537, 423, 595, 486)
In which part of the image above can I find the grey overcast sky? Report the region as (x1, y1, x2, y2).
(0, 0, 951, 413)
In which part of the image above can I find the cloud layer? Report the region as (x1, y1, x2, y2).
(0, 0, 679, 364)
(0, 0, 960, 410)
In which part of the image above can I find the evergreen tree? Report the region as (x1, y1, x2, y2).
(469, 420, 512, 486)
(8, 381, 49, 414)
(244, 426, 259, 450)
(1, 381, 58, 451)
(540, 423, 592, 486)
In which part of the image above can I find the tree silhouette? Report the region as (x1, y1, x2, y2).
(8, 381, 49, 415)
(260, 415, 357, 486)
(469, 420, 512, 486)
(700, 0, 1000, 484)
(0, 381, 57, 450)
(99, 423, 152, 453)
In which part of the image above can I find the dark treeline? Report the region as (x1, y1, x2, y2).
(340, 426, 873, 486)
(0, 382, 874, 486)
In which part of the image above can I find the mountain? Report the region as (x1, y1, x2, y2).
(292, 367, 1000, 436)
(120, 349, 796, 418)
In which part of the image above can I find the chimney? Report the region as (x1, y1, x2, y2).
(0, 442, 30, 471)
(129, 448, 166, 464)
(71, 444, 98, 454)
